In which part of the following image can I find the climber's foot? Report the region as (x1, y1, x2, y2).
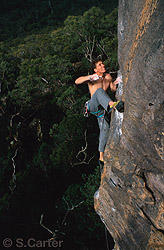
(115, 100, 124, 113)
(98, 159, 104, 173)
(110, 101, 124, 113)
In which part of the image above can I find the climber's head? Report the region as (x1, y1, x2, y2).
(92, 59, 106, 75)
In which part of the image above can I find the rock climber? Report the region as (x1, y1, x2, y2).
(75, 58, 124, 168)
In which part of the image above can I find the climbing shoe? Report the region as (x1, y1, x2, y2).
(110, 101, 124, 113)
(115, 100, 124, 112)
(98, 160, 104, 173)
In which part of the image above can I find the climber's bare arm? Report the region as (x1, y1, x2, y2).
(102, 73, 118, 92)
(75, 75, 91, 84)
(108, 75, 118, 92)
(110, 77, 122, 92)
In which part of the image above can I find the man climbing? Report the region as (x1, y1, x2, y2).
(75, 59, 124, 168)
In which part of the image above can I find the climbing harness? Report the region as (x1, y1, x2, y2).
(83, 101, 104, 118)
(83, 100, 124, 118)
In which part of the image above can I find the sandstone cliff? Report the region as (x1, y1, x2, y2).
(94, 0, 164, 249)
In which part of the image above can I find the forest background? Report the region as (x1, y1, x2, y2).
(0, 0, 118, 249)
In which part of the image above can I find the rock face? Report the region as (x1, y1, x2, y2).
(94, 0, 164, 249)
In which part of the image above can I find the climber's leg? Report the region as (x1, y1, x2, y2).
(89, 88, 114, 113)
(97, 115, 110, 162)
(89, 88, 124, 114)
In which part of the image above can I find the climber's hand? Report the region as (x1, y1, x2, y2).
(89, 74, 100, 82)
(113, 77, 122, 85)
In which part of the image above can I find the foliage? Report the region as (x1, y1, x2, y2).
(0, 4, 117, 249)
(0, 0, 118, 41)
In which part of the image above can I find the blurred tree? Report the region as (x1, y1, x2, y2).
(0, 5, 118, 249)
